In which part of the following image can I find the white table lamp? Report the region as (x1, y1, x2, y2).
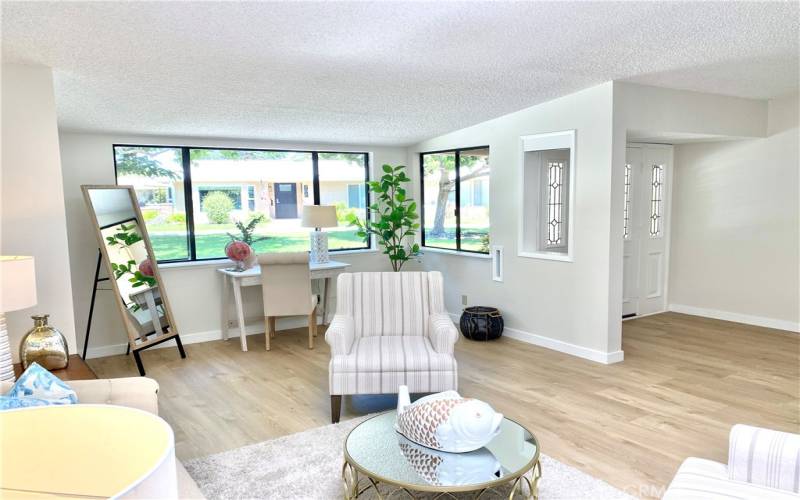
(301, 205, 338, 264)
(0, 256, 37, 382)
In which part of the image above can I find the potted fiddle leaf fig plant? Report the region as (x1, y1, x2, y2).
(348, 164, 420, 272)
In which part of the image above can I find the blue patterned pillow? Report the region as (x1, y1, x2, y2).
(0, 396, 51, 410)
(5, 362, 78, 405)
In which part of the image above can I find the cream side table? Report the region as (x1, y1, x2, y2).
(1, 405, 177, 499)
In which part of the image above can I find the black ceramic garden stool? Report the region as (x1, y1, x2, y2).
(459, 306, 504, 341)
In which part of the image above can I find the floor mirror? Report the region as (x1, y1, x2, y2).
(81, 185, 185, 375)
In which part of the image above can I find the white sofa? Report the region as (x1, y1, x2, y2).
(664, 424, 800, 499)
(325, 271, 460, 422)
(1, 377, 204, 499)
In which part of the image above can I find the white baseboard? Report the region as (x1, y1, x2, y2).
(84, 316, 318, 359)
(668, 304, 800, 333)
(448, 313, 624, 364)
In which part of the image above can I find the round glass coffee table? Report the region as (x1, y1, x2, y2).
(343, 410, 540, 499)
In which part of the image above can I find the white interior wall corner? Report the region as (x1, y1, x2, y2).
(1, 64, 78, 361)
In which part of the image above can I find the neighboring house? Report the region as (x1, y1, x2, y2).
(122, 158, 367, 223)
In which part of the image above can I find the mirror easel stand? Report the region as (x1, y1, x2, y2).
(83, 249, 187, 374)
(81, 185, 187, 376)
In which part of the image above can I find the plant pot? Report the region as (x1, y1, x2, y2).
(459, 306, 504, 341)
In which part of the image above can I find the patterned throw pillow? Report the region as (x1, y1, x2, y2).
(4, 362, 78, 405)
(0, 396, 51, 410)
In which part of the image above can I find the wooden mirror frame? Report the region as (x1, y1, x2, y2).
(81, 185, 185, 374)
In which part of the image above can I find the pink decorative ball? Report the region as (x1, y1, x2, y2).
(138, 258, 155, 277)
(225, 241, 252, 262)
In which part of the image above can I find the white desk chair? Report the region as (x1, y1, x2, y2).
(257, 252, 318, 351)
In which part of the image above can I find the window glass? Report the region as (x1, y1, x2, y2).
(422, 152, 458, 250)
(649, 164, 664, 238)
(189, 149, 313, 258)
(623, 164, 632, 239)
(421, 148, 490, 253)
(458, 148, 490, 252)
(114, 146, 189, 261)
(544, 159, 567, 247)
(115, 146, 370, 261)
(318, 153, 369, 250)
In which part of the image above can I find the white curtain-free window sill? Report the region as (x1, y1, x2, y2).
(517, 250, 573, 262)
(421, 246, 492, 259)
(157, 247, 378, 270)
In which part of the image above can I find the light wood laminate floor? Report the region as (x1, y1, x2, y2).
(88, 312, 799, 498)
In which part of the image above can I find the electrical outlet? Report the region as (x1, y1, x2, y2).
(461, 294, 468, 306)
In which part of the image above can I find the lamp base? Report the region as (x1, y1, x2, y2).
(0, 312, 16, 382)
(309, 231, 330, 264)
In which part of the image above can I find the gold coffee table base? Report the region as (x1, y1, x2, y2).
(342, 460, 542, 500)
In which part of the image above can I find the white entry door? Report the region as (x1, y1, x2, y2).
(622, 144, 672, 317)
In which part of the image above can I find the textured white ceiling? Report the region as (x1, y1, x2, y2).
(3, 1, 798, 146)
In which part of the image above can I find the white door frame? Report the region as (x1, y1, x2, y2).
(623, 143, 674, 319)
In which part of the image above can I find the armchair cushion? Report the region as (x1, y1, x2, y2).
(330, 336, 457, 374)
(728, 424, 800, 493)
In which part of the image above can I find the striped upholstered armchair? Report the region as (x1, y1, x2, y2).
(324, 271, 459, 422)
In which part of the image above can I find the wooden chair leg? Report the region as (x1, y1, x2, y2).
(308, 307, 316, 349)
(265, 316, 272, 351)
(331, 395, 342, 423)
(269, 316, 276, 338)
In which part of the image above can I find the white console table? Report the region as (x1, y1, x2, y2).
(218, 260, 351, 351)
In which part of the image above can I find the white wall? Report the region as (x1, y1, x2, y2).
(1, 64, 77, 360)
(668, 94, 799, 331)
(610, 83, 772, 350)
(408, 83, 621, 363)
(58, 132, 405, 357)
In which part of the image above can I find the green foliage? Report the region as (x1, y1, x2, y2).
(115, 147, 179, 180)
(203, 191, 235, 224)
(141, 209, 159, 222)
(227, 214, 269, 245)
(348, 164, 420, 272)
(166, 213, 186, 224)
(478, 233, 490, 253)
(111, 260, 157, 288)
(105, 223, 143, 248)
(106, 223, 158, 303)
(334, 201, 357, 223)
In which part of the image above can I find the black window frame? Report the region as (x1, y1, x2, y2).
(419, 146, 490, 254)
(113, 143, 371, 263)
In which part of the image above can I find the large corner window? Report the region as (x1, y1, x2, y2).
(420, 147, 490, 254)
(114, 145, 370, 262)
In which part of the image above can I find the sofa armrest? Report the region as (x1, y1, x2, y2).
(428, 313, 459, 354)
(728, 424, 800, 493)
(325, 314, 355, 355)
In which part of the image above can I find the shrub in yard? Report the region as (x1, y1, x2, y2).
(203, 191, 235, 224)
(250, 211, 271, 224)
(141, 209, 160, 222)
(167, 212, 186, 224)
(334, 201, 357, 223)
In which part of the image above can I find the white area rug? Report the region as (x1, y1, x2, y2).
(185, 416, 635, 499)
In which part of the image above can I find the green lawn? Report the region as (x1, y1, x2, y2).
(150, 230, 366, 260)
(424, 227, 489, 253)
(148, 225, 489, 260)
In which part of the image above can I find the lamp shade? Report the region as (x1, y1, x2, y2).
(301, 205, 338, 229)
(0, 256, 37, 313)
